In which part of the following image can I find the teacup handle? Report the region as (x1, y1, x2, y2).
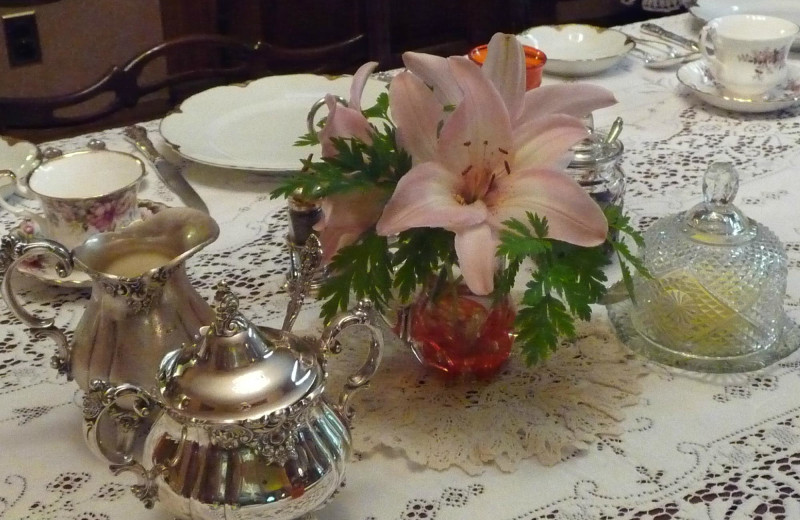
(306, 95, 348, 139)
(321, 299, 384, 426)
(0, 170, 48, 232)
(699, 25, 722, 73)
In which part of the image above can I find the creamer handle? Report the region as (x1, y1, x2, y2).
(321, 299, 384, 426)
(1, 237, 73, 328)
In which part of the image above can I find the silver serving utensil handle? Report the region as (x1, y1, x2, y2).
(641, 23, 701, 53)
(123, 125, 209, 214)
(282, 234, 324, 332)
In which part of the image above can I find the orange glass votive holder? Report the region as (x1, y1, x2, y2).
(468, 44, 547, 90)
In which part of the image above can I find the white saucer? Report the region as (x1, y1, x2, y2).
(677, 61, 800, 113)
(9, 200, 168, 288)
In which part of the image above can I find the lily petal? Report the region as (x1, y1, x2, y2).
(488, 167, 608, 246)
(350, 61, 378, 110)
(454, 223, 498, 295)
(390, 71, 442, 164)
(482, 33, 526, 122)
(315, 186, 387, 262)
(518, 84, 617, 125)
(513, 114, 588, 171)
(402, 51, 464, 107)
(437, 56, 513, 191)
(317, 94, 373, 158)
(376, 162, 488, 236)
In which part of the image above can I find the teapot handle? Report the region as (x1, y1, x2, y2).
(1, 237, 75, 377)
(83, 380, 160, 465)
(321, 299, 384, 426)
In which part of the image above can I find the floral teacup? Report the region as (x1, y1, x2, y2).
(0, 149, 144, 249)
(700, 14, 799, 97)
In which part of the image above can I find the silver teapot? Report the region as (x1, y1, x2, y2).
(91, 277, 383, 520)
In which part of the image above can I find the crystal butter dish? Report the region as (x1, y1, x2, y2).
(607, 162, 800, 373)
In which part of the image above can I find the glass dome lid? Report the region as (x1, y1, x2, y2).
(607, 162, 799, 373)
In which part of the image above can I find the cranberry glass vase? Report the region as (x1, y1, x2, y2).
(402, 283, 516, 379)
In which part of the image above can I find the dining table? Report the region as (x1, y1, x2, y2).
(2, 12, 800, 520)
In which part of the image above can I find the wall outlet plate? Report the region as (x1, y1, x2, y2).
(3, 11, 42, 67)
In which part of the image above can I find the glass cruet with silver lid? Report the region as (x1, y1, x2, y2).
(88, 276, 384, 520)
(607, 162, 799, 373)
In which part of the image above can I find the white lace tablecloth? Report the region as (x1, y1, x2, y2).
(3, 13, 800, 520)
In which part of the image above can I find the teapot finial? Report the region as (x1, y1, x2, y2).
(212, 282, 244, 336)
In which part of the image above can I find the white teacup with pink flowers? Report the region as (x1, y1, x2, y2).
(0, 150, 144, 249)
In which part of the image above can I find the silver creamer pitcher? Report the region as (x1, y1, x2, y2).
(1, 207, 218, 393)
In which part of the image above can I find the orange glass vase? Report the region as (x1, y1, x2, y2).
(404, 284, 516, 379)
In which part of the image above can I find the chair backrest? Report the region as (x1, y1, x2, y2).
(0, 34, 261, 132)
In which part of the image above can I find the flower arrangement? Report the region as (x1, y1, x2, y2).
(273, 33, 646, 365)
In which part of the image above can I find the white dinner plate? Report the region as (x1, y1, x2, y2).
(517, 24, 634, 77)
(0, 136, 39, 199)
(689, 0, 800, 26)
(160, 74, 387, 173)
(677, 60, 800, 113)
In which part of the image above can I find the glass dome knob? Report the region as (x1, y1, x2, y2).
(684, 161, 753, 244)
(703, 161, 738, 205)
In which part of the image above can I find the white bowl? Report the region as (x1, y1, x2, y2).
(517, 24, 634, 77)
(0, 136, 40, 199)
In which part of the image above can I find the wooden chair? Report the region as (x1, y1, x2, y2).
(0, 34, 262, 141)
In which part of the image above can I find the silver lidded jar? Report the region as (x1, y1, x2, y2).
(566, 118, 625, 213)
(608, 162, 798, 373)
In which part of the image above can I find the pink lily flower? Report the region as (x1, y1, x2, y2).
(317, 61, 378, 158)
(400, 33, 617, 139)
(313, 61, 388, 261)
(376, 52, 609, 295)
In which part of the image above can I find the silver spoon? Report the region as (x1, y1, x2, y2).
(604, 117, 623, 145)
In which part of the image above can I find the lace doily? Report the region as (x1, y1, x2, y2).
(326, 318, 650, 475)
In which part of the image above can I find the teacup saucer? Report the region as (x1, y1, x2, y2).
(677, 61, 800, 113)
(9, 199, 168, 288)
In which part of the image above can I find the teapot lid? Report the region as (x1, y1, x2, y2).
(156, 282, 324, 423)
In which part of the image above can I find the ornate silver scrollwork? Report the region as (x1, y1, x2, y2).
(211, 281, 247, 335)
(207, 397, 314, 465)
(99, 265, 177, 314)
